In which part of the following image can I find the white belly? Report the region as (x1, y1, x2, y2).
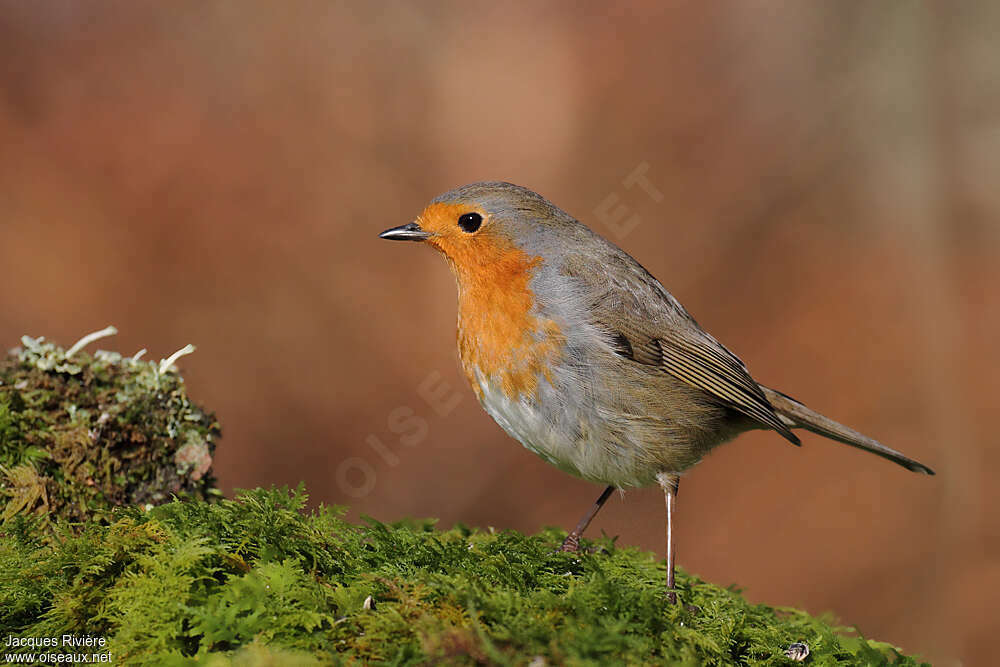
(477, 380, 574, 468)
(473, 371, 660, 487)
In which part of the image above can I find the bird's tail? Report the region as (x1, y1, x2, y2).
(760, 386, 935, 475)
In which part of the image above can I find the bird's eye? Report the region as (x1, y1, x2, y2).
(457, 212, 482, 233)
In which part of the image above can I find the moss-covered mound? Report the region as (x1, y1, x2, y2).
(0, 332, 926, 665)
(0, 486, 925, 666)
(0, 329, 220, 532)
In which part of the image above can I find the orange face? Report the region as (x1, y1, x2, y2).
(409, 200, 565, 401)
(415, 201, 491, 259)
(412, 200, 538, 295)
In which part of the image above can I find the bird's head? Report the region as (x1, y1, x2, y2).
(379, 182, 577, 287)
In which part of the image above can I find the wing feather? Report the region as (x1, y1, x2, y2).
(564, 254, 800, 445)
(656, 335, 799, 443)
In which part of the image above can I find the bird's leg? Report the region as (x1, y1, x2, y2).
(657, 473, 680, 604)
(558, 485, 615, 552)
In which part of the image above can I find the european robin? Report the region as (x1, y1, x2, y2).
(379, 182, 935, 602)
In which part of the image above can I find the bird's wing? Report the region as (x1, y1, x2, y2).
(564, 254, 800, 445)
(619, 319, 799, 444)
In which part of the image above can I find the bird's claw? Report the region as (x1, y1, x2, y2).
(557, 534, 581, 553)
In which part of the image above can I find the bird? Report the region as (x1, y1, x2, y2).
(379, 181, 935, 603)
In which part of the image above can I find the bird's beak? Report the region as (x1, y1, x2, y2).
(378, 222, 432, 242)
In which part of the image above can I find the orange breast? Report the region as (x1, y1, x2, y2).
(445, 239, 564, 401)
(413, 201, 565, 401)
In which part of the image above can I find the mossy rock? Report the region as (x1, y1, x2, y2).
(0, 486, 927, 666)
(0, 331, 221, 533)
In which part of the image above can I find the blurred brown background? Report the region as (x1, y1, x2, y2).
(1, 2, 996, 664)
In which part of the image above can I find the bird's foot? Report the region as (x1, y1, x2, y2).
(557, 533, 581, 553)
(557, 533, 609, 555)
(664, 590, 700, 614)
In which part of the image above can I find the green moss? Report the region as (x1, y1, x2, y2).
(0, 486, 927, 666)
(0, 331, 221, 535)
(0, 331, 926, 665)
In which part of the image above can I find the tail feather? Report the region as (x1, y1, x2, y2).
(760, 386, 935, 475)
